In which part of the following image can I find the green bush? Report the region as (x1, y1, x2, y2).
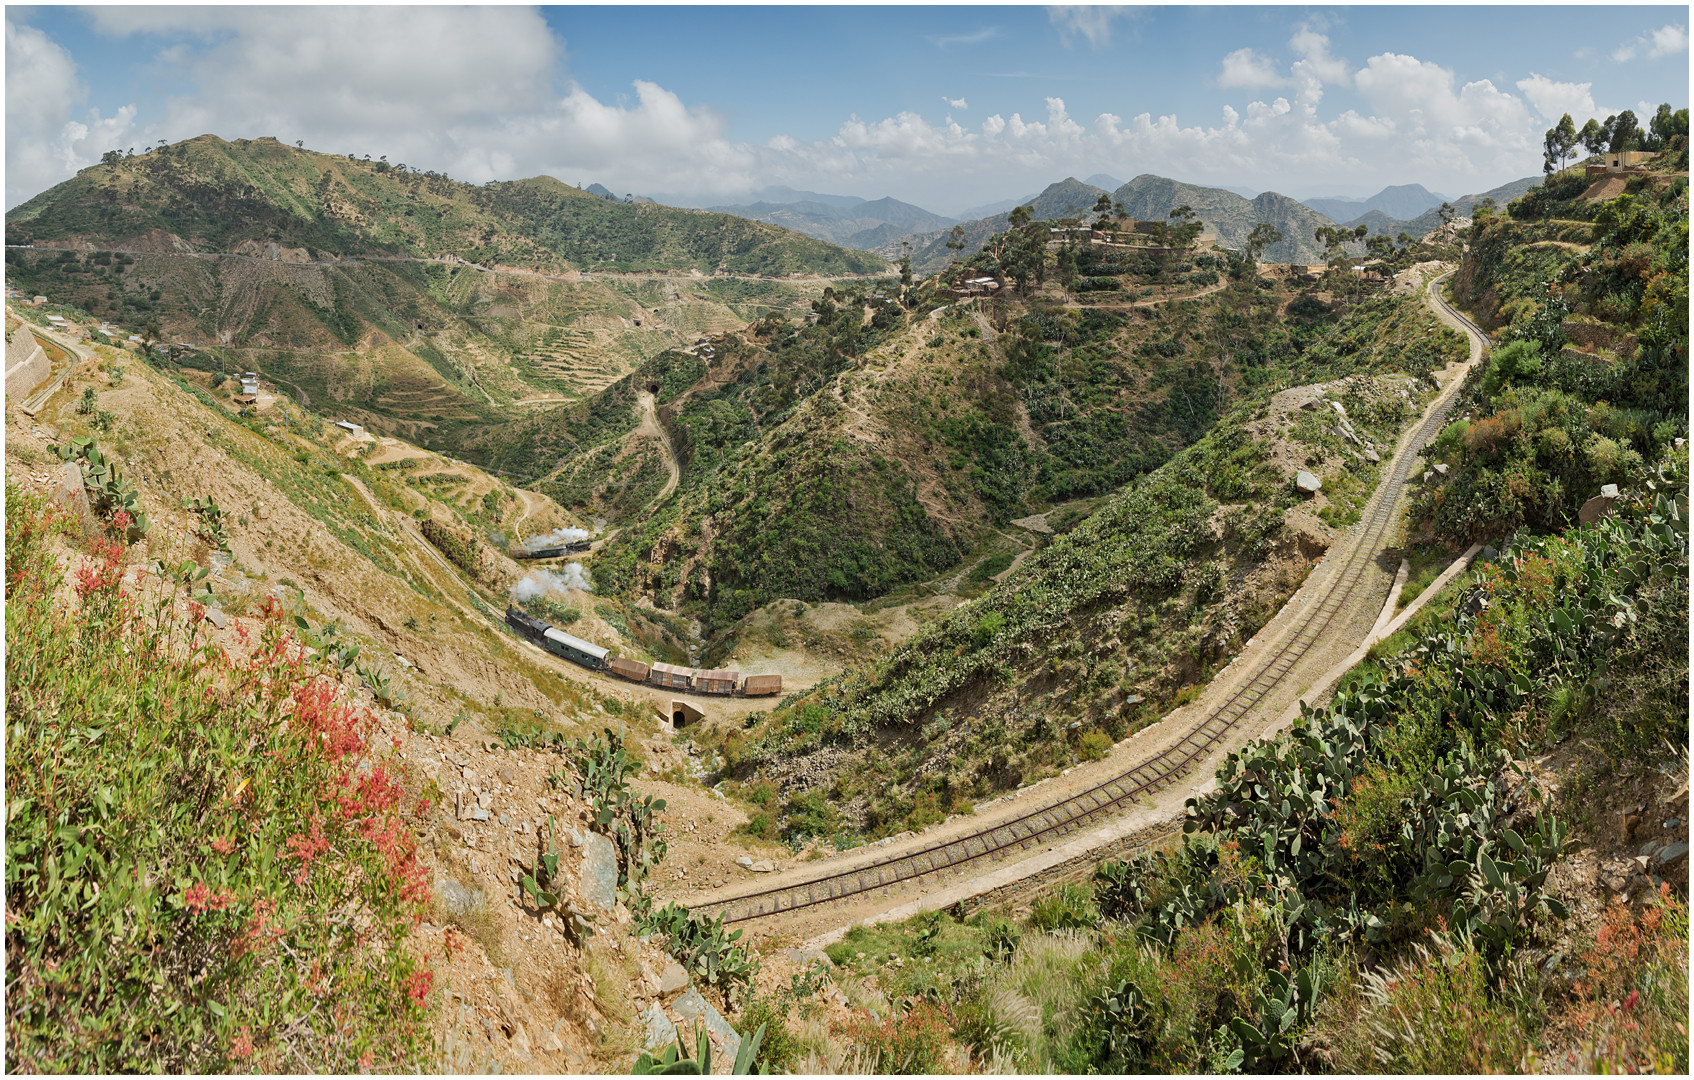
(5, 484, 433, 1071)
(738, 995, 802, 1073)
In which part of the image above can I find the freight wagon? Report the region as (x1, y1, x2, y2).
(504, 606, 782, 697)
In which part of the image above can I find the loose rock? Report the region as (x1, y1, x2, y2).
(436, 877, 485, 916)
(640, 1003, 677, 1050)
(658, 963, 689, 996)
(581, 832, 618, 910)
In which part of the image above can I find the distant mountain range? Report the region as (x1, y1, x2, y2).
(646, 168, 1547, 272)
(1352, 175, 1543, 238)
(1300, 184, 1449, 226)
(895, 174, 1346, 271)
(706, 194, 957, 249)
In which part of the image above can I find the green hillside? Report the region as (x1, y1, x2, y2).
(1110, 175, 1339, 263)
(2, 137, 881, 453)
(904, 178, 1112, 272)
(6, 136, 888, 276)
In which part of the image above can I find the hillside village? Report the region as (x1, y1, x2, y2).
(5, 99, 1689, 1078)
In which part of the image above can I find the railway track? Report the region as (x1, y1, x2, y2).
(693, 272, 1487, 925)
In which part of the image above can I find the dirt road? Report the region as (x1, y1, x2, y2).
(636, 390, 681, 504)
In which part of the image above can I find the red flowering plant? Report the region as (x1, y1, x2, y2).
(4, 482, 433, 1073)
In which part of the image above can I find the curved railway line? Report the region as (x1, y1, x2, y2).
(692, 272, 1488, 925)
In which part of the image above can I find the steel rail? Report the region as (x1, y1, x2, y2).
(694, 275, 1485, 924)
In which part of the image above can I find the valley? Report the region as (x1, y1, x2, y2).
(6, 123, 1687, 1076)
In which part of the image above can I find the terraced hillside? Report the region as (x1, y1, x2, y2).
(3, 136, 885, 452)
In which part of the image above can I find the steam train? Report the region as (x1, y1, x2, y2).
(505, 607, 782, 697)
(513, 540, 592, 559)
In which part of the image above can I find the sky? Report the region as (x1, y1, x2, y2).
(5, 4, 1690, 215)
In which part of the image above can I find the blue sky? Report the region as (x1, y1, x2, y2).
(6, 5, 1689, 214)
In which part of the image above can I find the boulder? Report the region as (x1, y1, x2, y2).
(658, 963, 689, 996)
(436, 876, 485, 916)
(1433, 462, 1449, 476)
(1295, 470, 1322, 495)
(640, 1003, 677, 1050)
(749, 859, 777, 873)
(734, 855, 753, 868)
(673, 988, 742, 1061)
(1579, 492, 1618, 524)
(1363, 447, 1381, 464)
(49, 461, 98, 533)
(1652, 841, 1688, 874)
(580, 832, 619, 910)
(203, 608, 229, 630)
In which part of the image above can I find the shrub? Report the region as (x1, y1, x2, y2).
(739, 995, 803, 1073)
(843, 1000, 953, 1072)
(1027, 883, 1098, 932)
(4, 484, 433, 1072)
(1555, 886, 1690, 1073)
(1078, 730, 1113, 761)
(419, 517, 485, 579)
(1356, 935, 1532, 1072)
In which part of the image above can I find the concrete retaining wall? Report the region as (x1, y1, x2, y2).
(5, 326, 50, 403)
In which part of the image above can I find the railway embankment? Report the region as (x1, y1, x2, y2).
(677, 267, 1490, 938)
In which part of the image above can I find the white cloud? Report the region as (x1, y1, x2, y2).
(1289, 28, 1350, 86)
(1048, 5, 1134, 49)
(1218, 48, 1288, 90)
(944, 96, 968, 110)
(1612, 23, 1688, 61)
(1515, 74, 1609, 124)
(5, 17, 144, 207)
(12, 7, 758, 202)
(1352, 52, 1535, 179)
(930, 27, 998, 48)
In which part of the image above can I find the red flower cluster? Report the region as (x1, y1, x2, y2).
(404, 966, 433, 1006)
(291, 677, 370, 761)
(283, 819, 332, 885)
(336, 763, 403, 821)
(74, 536, 126, 598)
(183, 881, 236, 914)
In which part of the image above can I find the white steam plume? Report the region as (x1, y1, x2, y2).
(510, 563, 593, 601)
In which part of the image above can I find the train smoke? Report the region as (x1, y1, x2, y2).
(511, 563, 593, 600)
(515, 526, 591, 554)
